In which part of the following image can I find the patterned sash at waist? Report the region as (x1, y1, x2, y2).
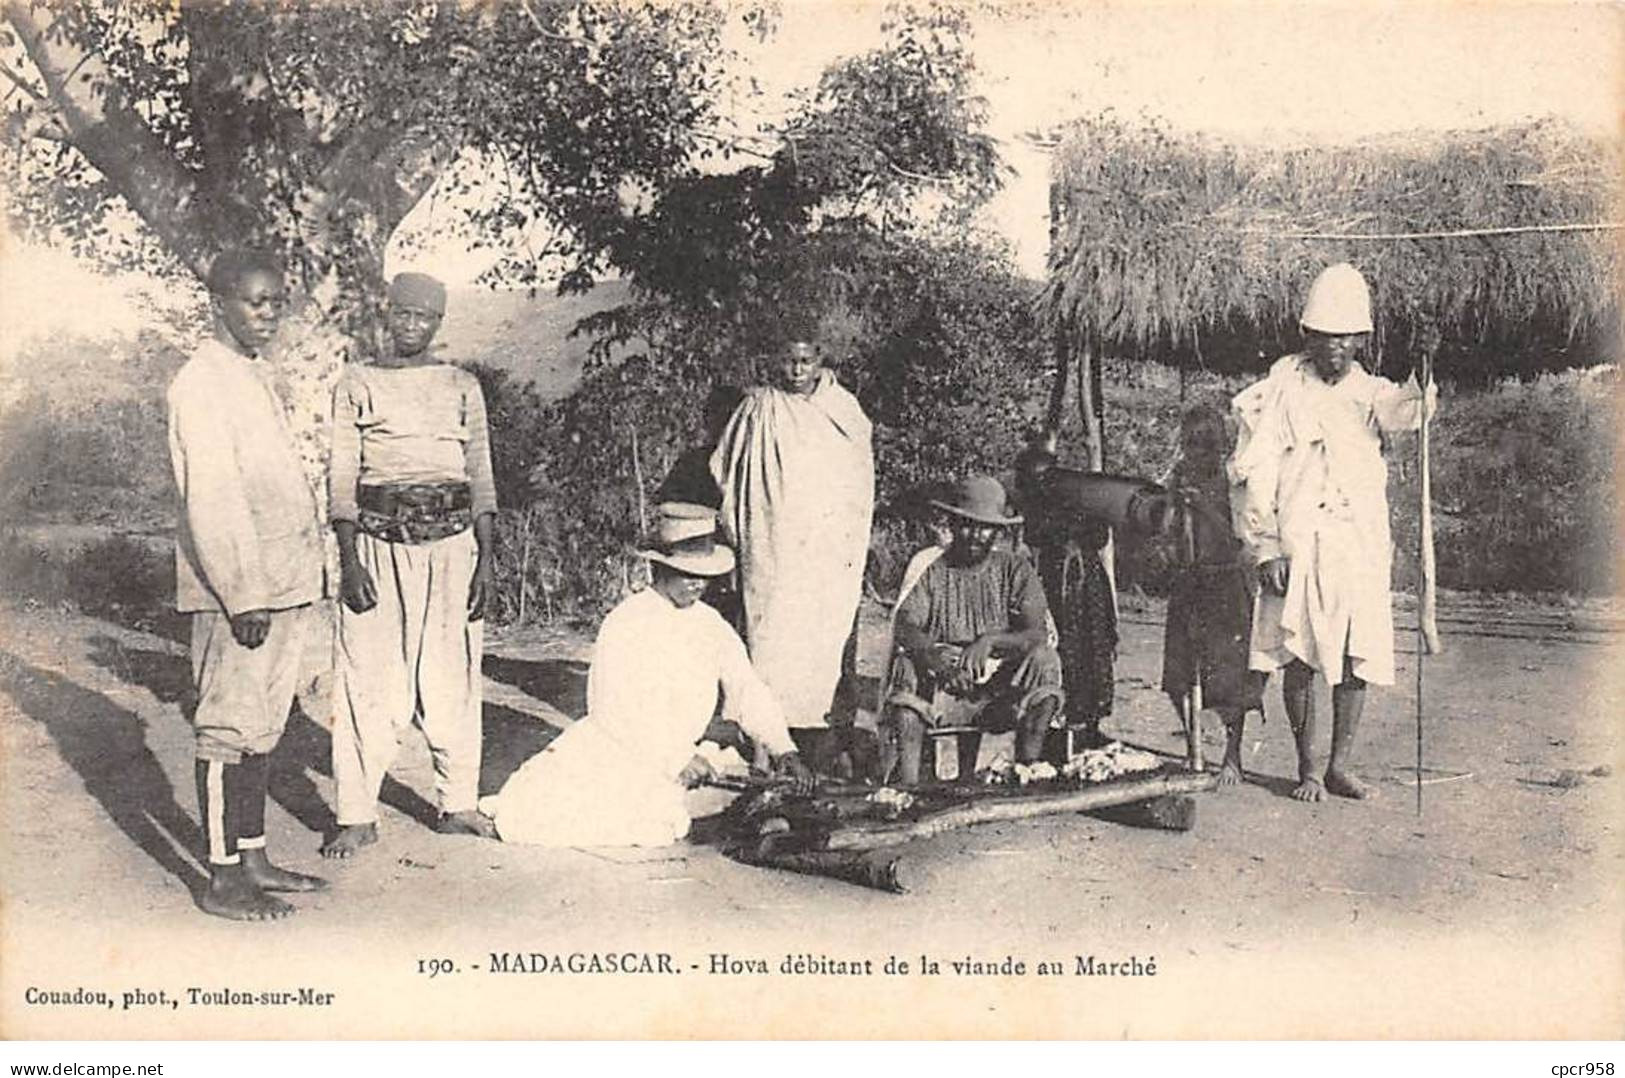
(356, 481, 472, 544)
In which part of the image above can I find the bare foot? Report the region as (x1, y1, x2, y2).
(320, 823, 377, 860)
(437, 810, 498, 839)
(198, 871, 294, 921)
(1217, 760, 1244, 787)
(241, 848, 328, 892)
(1324, 769, 1377, 800)
(1290, 777, 1325, 802)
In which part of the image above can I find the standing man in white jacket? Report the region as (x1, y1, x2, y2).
(1229, 263, 1437, 803)
(167, 249, 329, 920)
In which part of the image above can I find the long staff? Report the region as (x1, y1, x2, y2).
(1180, 495, 1204, 772)
(1415, 348, 1441, 815)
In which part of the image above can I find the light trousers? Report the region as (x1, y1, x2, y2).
(191, 605, 317, 763)
(333, 529, 483, 825)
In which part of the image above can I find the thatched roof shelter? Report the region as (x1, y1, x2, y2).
(1042, 116, 1622, 380)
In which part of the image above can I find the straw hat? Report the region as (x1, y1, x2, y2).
(1300, 262, 1373, 335)
(930, 475, 1023, 526)
(636, 503, 736, 577)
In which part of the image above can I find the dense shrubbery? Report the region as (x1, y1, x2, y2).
(467, 230, 1056, 621)
(1096, 358, 1619, 598)
(0, 531, 178, 634)
(0, 329, 182, 532)
(1414, 368, 1617, 595)
(2, 339, 1615, 624)
(470, 356, 690, 624)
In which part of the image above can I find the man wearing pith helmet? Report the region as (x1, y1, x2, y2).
(1229, 262, 1437, 802)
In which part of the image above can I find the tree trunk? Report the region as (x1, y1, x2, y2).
(4, 0, 216, 275)
(1075, 341, 1104, 472)
(1076, 339, 1116, 608)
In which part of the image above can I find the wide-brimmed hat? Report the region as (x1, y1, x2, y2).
(930, 475, 1023, 526)
(636, 502, 736, 577)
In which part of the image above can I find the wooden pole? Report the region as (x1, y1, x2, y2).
(629, 423, 648, 535)
(824, 771, 1217, 851)
(1417, 355, 1442, 655)
(1205, 220, 1624, 242)
(1047, 319, 1074, 437)
(1077, 340, 1104, 472)
(1181, 503, 1204, 771)
(728, 843, 908, 893)
(517, 505, 533, 624)
(1045, 179, 1070, 440)
(1415, 348, 1439, 816)
(1077, 341, 1117, 616)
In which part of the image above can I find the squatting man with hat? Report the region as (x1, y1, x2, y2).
(1229, 262, 1437, 802)
(479, 504, 815, 847)
(883, 475, 1065, 786)
(166, 249, 329, 920)
(322, 271, 498, 858)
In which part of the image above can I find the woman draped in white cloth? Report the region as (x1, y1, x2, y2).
(481, 505, 813, 847)
(710, 323, 875, 772)
(1229, 263, 1436, 803)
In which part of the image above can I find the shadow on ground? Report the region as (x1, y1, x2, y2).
(483, 655, 589, 718)
(479, 702, 559, 796)
(33, 637, 573, 855)
(81, 634, 439, 837)
(0, 649, 207, 899)
(86, 633, 191, 705)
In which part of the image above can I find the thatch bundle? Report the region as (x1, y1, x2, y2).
(1043, 115, 1621, 375)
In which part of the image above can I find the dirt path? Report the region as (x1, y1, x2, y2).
(2, 597, 1620, 1038)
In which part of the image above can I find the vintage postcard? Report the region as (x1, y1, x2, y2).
(1, 0, 1620, 1041)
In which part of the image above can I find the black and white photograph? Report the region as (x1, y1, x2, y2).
(0, 0, 1620, 1045)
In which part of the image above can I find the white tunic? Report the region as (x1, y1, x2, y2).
(711, 369, 875, 728)
(1229, 355, 1436, 686)
(482, 588, 796, 847)
(167, 338, 324, 616)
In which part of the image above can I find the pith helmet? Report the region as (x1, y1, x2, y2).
(1300, 262, 1373, 335)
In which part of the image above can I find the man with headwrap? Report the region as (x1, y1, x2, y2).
(322, 271, 498, 858)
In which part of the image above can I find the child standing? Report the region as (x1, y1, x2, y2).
(1161, 400, 1267, 785)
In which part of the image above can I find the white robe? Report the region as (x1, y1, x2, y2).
(481, 588, 796, 847)
(1229, 355, 1436, 686)
(710, 369, 874, 728)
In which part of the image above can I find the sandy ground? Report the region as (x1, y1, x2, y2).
(1, 594, 1621, 1039)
